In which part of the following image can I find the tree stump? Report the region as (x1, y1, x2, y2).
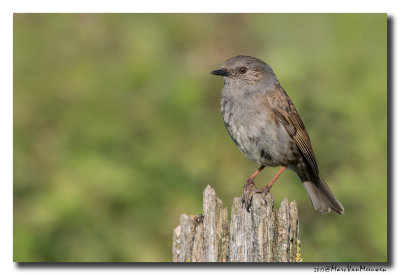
(172, 185, 301, 262)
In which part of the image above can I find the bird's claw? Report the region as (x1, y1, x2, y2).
(255, 186, 271, 204)
(241, 180, 271, 212)
(241, 179, 257, 212)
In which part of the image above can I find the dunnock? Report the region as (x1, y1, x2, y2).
(211, 55, 344, 215)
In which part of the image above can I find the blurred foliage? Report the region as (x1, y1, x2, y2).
(13, 14, 387, 262)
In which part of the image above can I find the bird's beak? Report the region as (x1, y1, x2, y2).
(210, 68, 230, 76)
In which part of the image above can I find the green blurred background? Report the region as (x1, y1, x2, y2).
(13, 14, 387, 262)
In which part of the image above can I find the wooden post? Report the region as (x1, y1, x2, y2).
(172, 185, 301, 262)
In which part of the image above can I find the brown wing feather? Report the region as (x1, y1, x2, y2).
(266, 85, 319, 175)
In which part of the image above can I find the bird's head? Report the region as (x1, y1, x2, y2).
(211, 55, 278, 88)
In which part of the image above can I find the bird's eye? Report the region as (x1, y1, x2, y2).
(239, 67, 248, 74)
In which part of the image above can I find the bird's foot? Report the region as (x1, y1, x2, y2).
(241, 180, 272, 212)
(254, 185, 272, 204)
(241, 178, 257, 212)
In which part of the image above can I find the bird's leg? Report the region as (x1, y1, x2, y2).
(256, 166, 286, 197)
(241, 165, 265, 211)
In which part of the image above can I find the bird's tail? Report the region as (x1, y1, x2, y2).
(302, 175, 344, 215)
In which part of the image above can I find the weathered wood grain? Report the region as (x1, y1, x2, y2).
(172, 185, 301, 262)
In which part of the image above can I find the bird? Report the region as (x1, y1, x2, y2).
(211, 55, 344, 215)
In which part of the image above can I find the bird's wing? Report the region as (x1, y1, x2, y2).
(265, 85, 319, 175)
